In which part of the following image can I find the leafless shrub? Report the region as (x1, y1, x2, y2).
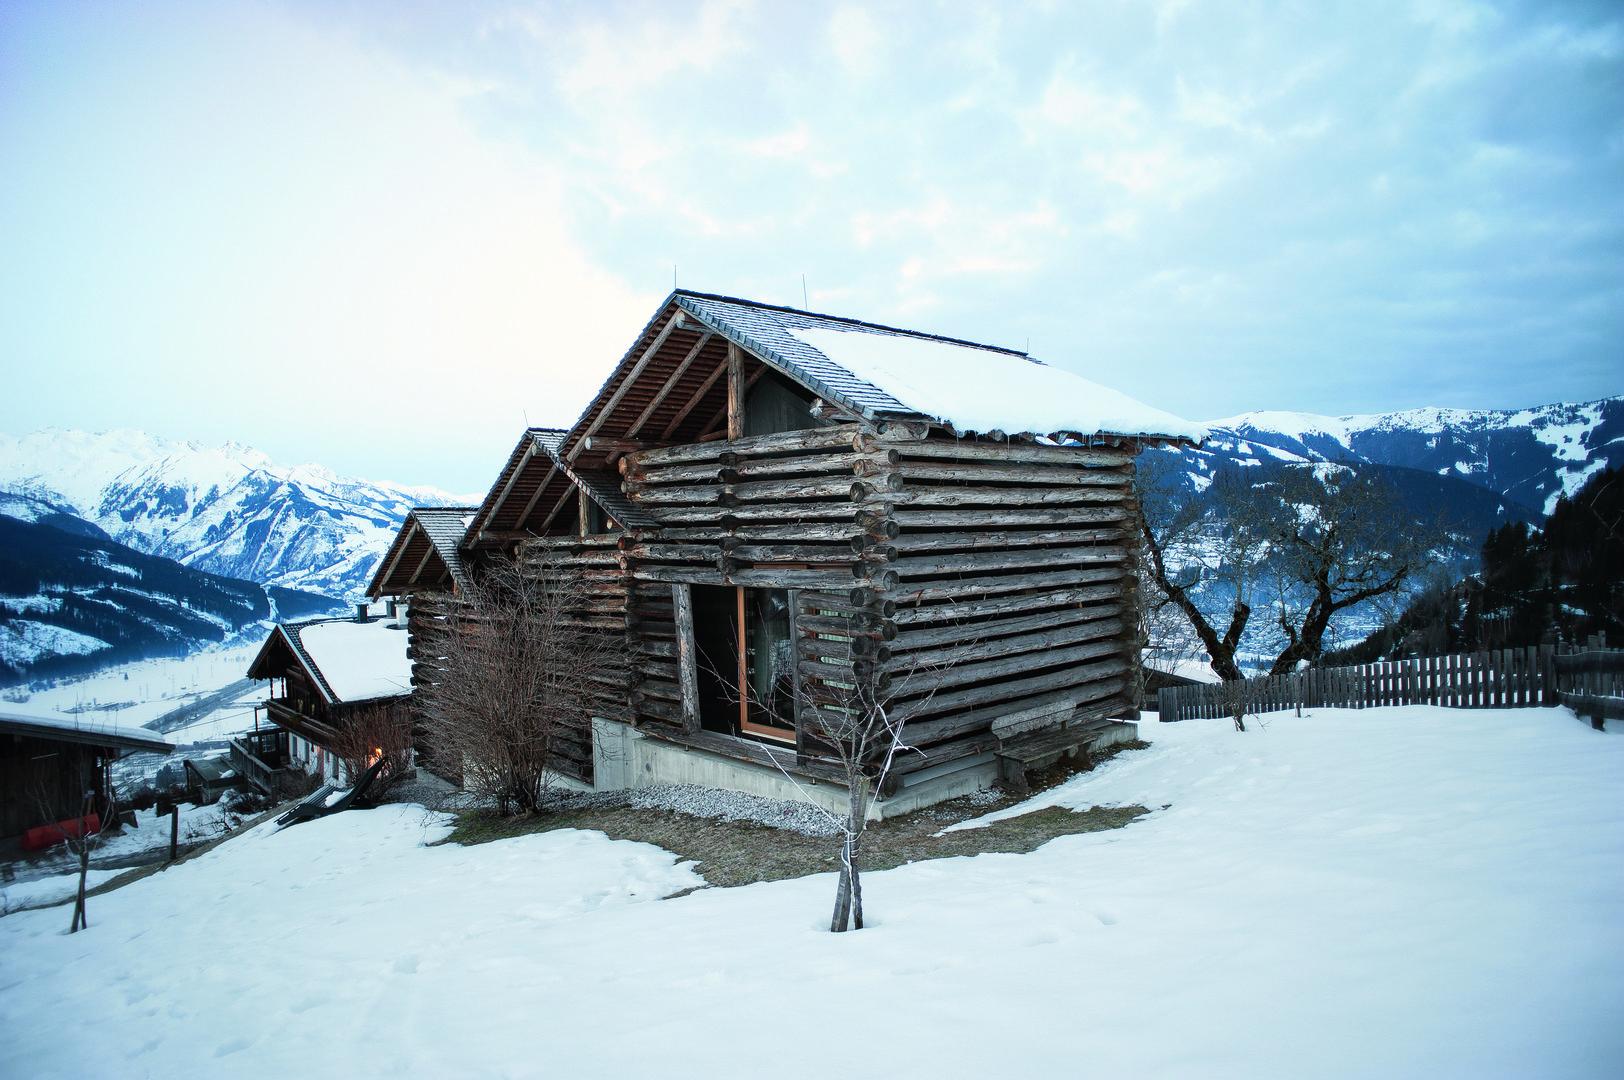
(417, 556, 622, 815)
(329, 699, 414, 800)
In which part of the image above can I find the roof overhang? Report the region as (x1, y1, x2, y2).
(0, 709, 173, 756)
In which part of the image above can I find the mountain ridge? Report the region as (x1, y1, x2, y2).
(0, 428, 466, 600)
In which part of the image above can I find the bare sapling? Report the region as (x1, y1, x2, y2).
(418, 556, 622, 814)
(31, 775, 114, 934)
(742, 608, 957, 933)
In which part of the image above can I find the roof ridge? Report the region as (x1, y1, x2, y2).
(673, 289, 1029, 357)
(412, 504, 479, 513)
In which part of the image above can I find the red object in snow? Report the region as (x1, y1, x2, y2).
(20, 812, 102, 853)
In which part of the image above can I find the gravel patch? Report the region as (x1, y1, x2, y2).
(445, 742, 1152, 889)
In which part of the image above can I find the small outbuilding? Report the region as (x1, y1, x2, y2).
(0, 706, 172, 841)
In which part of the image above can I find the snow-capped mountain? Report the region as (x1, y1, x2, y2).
(1206, 395, 1622, 518)
(0, 429, 464, 600)
(0, 497, 338, 685)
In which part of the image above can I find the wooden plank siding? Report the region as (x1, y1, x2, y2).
(609, 422, 1144, 780)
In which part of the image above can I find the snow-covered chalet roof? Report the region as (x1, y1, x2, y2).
(672, 292, 1207, 443)
(248, 616, 413, 705)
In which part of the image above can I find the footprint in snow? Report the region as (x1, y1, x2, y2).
(213, 1037, 252, 1058)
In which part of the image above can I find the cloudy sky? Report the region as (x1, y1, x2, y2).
(2, 0, 1620, 493)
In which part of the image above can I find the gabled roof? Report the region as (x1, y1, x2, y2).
(0, 706, 173, 756)
(367, 506, 477, 597)
(675, 292, 1026, 420)
(247, 616, 413, 705)
(561, 291, 1205, 463)
(464, 427, 654, 548)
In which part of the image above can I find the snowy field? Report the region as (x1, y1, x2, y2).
(3, 641, 263, 736)
(2, 705, 1620, 1079)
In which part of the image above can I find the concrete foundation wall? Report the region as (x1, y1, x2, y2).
(588, 718, 1139, 820)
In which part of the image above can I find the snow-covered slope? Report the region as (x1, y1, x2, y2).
(0, 429, 462, 599)
(1, 706, 1618, 1076)
(1208, 395, 1623, 518)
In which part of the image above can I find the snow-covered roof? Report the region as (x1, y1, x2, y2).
(250, 617, 413, 705)
(674, 292, 1206, 442)
(0, 705, 173, 755)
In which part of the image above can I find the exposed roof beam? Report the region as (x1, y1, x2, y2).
(625, 332, 713, 439)
(478, 440, 541, 541)
(659, 351, 731, 440)
(568, 312, 686, 462)
(510, 461, 560, 533)
(373, 518, 421, 595)
(408, 541, 440, 587)
(699, 365, 765, 440)
(535, 484, 579, 535)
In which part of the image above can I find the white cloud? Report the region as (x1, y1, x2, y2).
(828, 5, 883, 76)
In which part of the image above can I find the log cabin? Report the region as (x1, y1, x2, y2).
(375, 291, 1205, 815)
(246, 609, 414, 786)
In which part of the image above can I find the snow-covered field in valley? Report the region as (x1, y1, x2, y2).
(2, 705, 1620, 1079)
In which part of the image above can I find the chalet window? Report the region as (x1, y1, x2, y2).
(741, 587, 796, 741)
(688, 584, 797, 743)
(743, 368, 816, 437)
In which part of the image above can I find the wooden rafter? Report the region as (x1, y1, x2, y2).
(374, 519, 421, 594)
(535, 484, 579, 535)
(698, 366, 765, 440)
(568, 313, 685, 462)
(626, 332, 713, 439)
(511, 461, 561, 534)
(480, 440, 541, 539)
(659, 352, 731, 440)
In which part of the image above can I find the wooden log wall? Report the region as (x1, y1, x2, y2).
(408, 535, 634, 785)
(620, 424, 892, 738)
(433, 422, 1152, 784)
(837, 435, 1141, 774)
(622, 424, 1143, 772)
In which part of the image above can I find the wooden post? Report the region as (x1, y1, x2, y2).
(726, 342, 744, 442)
(672, 583, 701, 733)
(168, 804, 179, 863)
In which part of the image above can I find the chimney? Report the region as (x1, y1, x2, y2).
(356, 602, 369, 622)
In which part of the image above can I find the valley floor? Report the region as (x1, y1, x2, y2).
(1, 706, 1620, 1079)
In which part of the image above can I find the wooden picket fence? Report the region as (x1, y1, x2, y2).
(1156, 643, 1624, 729)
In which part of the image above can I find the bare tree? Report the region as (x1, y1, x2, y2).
(1136, 456, 1270, 682)
(1138, 457, 1438, 720)
(744, 607, 966, 934)
(1253, 465, 1435, 675)
(328, 699, 414, 802)
(29, 775, 113, 934)
(418, 556, 622, 815)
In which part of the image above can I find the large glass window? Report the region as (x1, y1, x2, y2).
(689, 585, 797, 744)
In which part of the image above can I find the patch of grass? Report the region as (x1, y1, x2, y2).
(441, 741, 1154, 889)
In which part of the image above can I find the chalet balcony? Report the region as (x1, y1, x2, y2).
(227, 727, 304, 798)
(263, 697, 341, 750)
